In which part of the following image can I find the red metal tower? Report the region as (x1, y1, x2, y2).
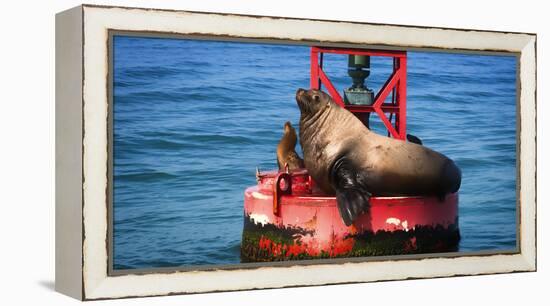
(310, 46, 407, 140)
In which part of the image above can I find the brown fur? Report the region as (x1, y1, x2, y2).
(277, 121, 305, 171)
(296, 88, 461, 225)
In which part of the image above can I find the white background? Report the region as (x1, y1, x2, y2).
(0, 0, 547, 304)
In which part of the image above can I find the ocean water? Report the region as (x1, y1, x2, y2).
(113, 36, 517, 269)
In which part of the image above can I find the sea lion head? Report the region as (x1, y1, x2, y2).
(283, 121, 294, 133)
(282, 121, 297, 146)
(296, 88, 331, 117)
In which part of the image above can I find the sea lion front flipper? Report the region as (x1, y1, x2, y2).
(287, 152, 305, 169)
(330, 157, 371, 226)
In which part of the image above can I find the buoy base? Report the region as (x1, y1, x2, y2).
(241, 214, 459, 262)
(241, 169, 460, 262)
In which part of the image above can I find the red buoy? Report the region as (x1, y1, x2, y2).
(241, 169, 459, 262)
(241, 47, 459, 262)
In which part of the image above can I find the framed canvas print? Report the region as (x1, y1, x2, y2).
(55, 4, 537, 300)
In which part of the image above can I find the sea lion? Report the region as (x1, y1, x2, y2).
(296, 88, 461, 226)
(276, 121, 305, 171)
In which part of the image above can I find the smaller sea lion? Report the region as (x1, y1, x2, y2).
(277, 121, 305, 171)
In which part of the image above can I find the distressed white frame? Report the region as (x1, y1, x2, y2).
(55, 4, 536, 300)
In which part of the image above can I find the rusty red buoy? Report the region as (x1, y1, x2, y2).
(240, 46, 459, 262)
(241, 169, 459, 262)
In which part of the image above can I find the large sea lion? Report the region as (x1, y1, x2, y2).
(277, 121, 305, 171)
(296, 88, 461, 226)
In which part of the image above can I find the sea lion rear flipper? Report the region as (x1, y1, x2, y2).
(330, 157, 371, 226)
(406, 134, 423, 145)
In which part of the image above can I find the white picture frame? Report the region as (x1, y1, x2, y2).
(55, 4, 536, 300)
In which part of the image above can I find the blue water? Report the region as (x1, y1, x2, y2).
(113, 36, 517, 270)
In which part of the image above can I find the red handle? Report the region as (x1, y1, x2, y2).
(273, 172, 292, 216)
